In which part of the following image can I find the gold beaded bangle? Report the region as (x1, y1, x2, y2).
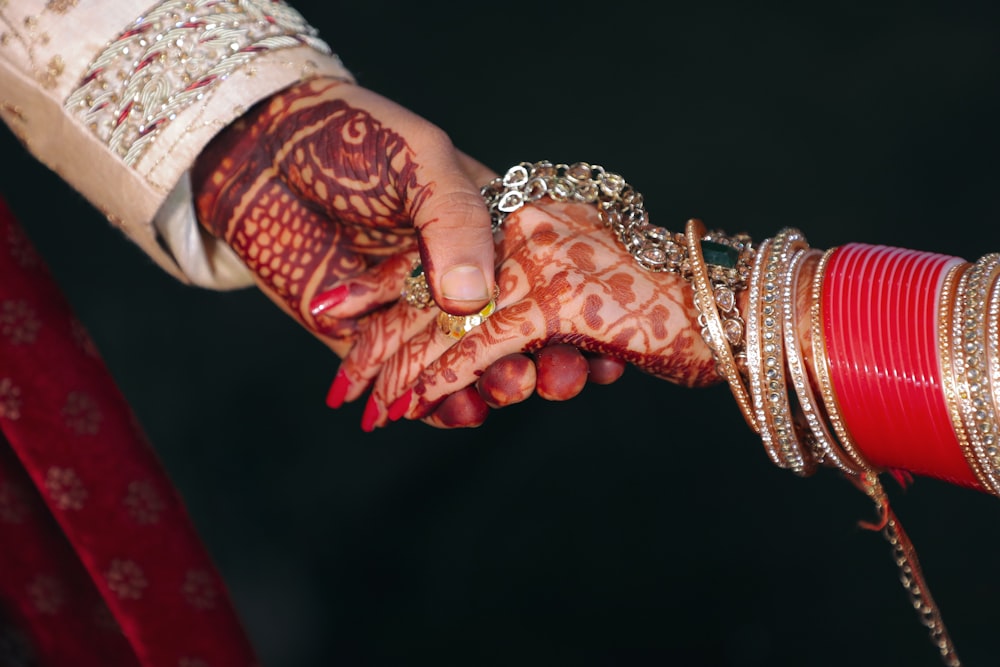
(950, 256, 1000, 493)
(985, 260, 1000, 491)
(938, 261, 979, 486)
(807, 246, 875, 475)
(754, 228, 813, 475)
(781, 247, 859, 474)
(685, 218, 758, 435)
(967, 256, 1000, 492)
(746, 237, 779, 466)
(958, 256, 1000, 489)
(747, 235, 814, 472)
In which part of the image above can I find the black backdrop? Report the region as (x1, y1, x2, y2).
(4, 2, 1000, 665)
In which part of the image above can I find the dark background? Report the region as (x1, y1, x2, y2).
(4, 1, 1000, 665)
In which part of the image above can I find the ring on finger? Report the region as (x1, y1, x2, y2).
(401, 262, 433, 309)
(437, 285, 501, 339)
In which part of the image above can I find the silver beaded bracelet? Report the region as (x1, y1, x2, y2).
(406, 160, 756, 344)
(482, 161, 755, 386)
(480, 161, 754, 289)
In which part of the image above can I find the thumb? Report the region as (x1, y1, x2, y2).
(411, 151, 498, 316)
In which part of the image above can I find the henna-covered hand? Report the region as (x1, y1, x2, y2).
(191, 76, 497, 356)
(310, 235, 629, 425)
(335, 200, 721, 429)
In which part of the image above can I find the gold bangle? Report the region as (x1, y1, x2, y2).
(959, 256, 1000, 491)
(939, 262, 979, 486)
(685, 218, 757, 435)
(753, 228, 813, 475)
(808, 246, 875, 474)
(984, 259, 1000, 492)
(746, 237, 788, 468)
(781, 247, 858, 474)
(947, 256, 1000, 493)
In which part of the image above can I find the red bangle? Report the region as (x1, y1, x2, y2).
(826, 245, 872, 458)
(874, 248, 961, 476)
(821, 243, 977, 487)
(856, 245, 912, 468)
(897, 252, 963, 464)
(821, 245, 871, 467)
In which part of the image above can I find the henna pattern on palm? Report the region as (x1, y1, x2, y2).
(341, 202, 722, 427)
(191, 78, 433, 340)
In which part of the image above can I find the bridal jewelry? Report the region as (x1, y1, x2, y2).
(401, 261, 433, 309)
(401, 159, 971, 666)
(436, 285, 501, 339)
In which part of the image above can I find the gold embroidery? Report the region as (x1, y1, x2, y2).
(181, 570, 217, 610)
(27, 575, 64, 614)
(61, 390, 101, 435)
(0, 378, 22, 420)
(123, 479, 165, 524)
(0, 3, 64, 85)
(0, 300, 40, 345)
(44, 466, 87, 510)
(38, 53, 62, 88)
(105, 559, 147, 600)
(45, 0, 78, 13)
(65, 0, 335, 167)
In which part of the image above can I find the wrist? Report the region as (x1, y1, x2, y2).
(189, 95, 270, 238)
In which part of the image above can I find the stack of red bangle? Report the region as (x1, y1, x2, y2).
(821, 243, 981, 489)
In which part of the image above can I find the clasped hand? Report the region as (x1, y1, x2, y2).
(323, 202, 719, 429)
(192, 76, 718, 428)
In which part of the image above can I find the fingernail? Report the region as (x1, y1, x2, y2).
(325, 369, 351, 409)
(361, 395, 381, 432)
(310, 285, 349, 316)
(387, 389, 413, 422)
(440, 265, 489, 302)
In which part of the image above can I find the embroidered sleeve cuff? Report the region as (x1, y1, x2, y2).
(0, 0, 354, 286)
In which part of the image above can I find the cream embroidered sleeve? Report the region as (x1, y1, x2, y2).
(0, 0, 354, 289)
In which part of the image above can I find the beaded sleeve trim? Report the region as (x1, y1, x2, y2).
(64, 0, 334, 167)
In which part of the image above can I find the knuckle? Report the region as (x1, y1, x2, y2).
(422, 189, 487, 226)
(418, 194, 492, 245)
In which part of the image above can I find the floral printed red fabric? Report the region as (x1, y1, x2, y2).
(0, 197, 257, 666)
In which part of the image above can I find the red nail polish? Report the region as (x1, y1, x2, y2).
(325, 369, 351, 409)
(310, 285, 349, 316)
(361, 395, 380, 432)
(387, 389, 413, 422)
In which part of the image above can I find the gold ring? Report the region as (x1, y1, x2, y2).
(401, 262, 433, 309)
(437, 285, 501, 339)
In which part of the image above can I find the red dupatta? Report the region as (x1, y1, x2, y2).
(0, 196, 259, 666)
